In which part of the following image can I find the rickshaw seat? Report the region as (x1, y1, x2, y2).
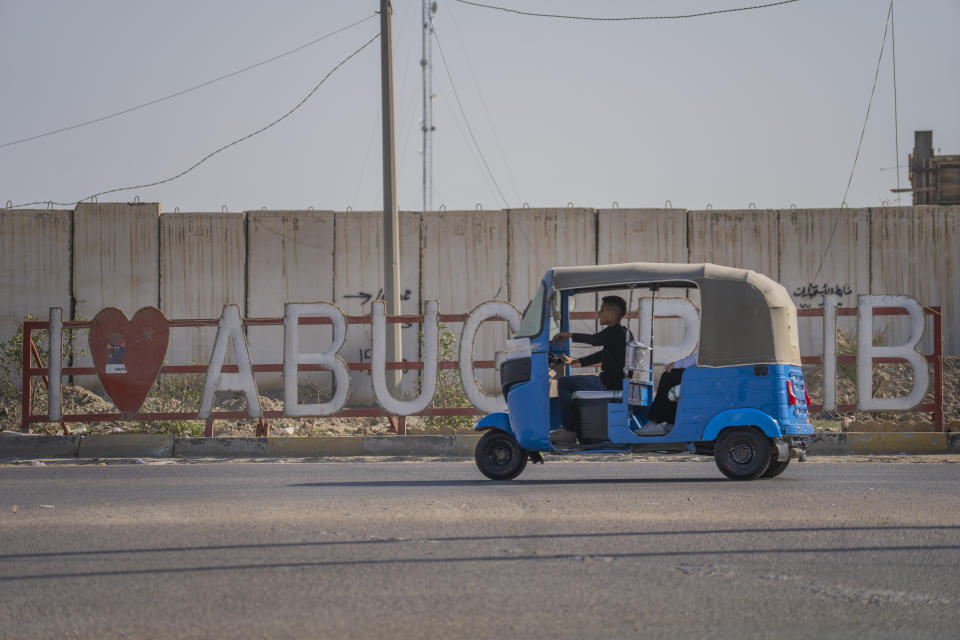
(571, 390, 622, 402)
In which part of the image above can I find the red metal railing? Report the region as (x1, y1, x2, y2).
(20, 313, 495, 436)
(19, 306, 946, 435)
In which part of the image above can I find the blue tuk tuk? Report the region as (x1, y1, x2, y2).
(473, 262, 813, 480)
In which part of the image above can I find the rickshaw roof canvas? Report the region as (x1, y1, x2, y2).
(549, 262, 801, 367)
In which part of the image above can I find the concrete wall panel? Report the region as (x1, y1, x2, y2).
(246, 210, 336, 392)
(160, 212, 246, 367)
(0, 210, 72, 345)
(71, 203, 160, 384)
(778, 208, 870, 355)
(596, 209, 691, 358)
(596, 209, 687, 264)
(422, 210, 509, 392)
(870, 206, 959, 353)
(688, 209, 779, 277)
(72, 202, 160, 318)
(333, 211, 421, 405)
(508, 208, 596, 337)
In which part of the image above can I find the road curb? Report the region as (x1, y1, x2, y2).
(78, 433, 174, 458)
(174, 437, 266, 458)
(266, 436, 365, 457)
(807, 432, 950, 455)
(0, 431, 82, 458)
(0, 431, 955, 460)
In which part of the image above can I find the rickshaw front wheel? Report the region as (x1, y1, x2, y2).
(475, 430, 528, 481)
(714, 427, 771, 481)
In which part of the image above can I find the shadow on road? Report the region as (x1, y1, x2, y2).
(289, 477, 727, 488)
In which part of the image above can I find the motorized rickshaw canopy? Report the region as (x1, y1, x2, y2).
(549, 262, 801, 367)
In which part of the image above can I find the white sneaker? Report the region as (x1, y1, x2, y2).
(637, 421, 670, 436)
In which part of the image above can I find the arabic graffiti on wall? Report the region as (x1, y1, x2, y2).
(341, 288, 413, 305)
(793, 282, 853, 299)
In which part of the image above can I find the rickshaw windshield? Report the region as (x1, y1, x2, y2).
(514, 282, 546, 338)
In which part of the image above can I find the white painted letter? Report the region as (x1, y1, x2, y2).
(283, 302, 350, 416)
(198, 305, 262, 418)
(638, 298, 700, 367)
(371, 300, 438, 415)
(458, 301, 521, 414)
(48, 307, 63, 421)
(822, 294, 840, 412)
(856, 295, 929, 411)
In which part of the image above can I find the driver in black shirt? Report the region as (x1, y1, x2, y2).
(550, 295, 630, 444)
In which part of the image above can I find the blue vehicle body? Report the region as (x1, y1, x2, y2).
(472, 263, 814, 480)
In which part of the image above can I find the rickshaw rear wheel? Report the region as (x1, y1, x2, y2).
(762, 458, 790, 478)
(714, 427, 771, 480)
(475, 430, 528, 481)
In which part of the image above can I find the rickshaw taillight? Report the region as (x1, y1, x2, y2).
(786, 380, 798, 405)
(804, 388, 812, 407)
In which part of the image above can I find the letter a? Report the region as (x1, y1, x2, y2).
(198, 305, 262, 418)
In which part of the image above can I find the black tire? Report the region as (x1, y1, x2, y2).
(475, 430, 528, 481)
(762, 458, 790, 479)
(714, 427, 771, 481)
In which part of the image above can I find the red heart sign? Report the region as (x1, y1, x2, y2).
(89, 307, 170, 418)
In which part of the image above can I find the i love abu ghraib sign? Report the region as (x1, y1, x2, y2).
(41, 295, 933, 422)
(43, 301, 523, 421)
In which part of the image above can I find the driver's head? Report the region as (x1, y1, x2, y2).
(598, 295, 627, 326)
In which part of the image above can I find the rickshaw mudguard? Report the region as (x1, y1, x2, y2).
(701, 408, 782, 442)
(473, 412, 515, 438)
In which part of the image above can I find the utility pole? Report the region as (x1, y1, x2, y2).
(380, 0, 402, 390)
(421, 1, 436, 214)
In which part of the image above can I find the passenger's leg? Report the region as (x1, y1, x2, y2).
(556, 375, 605, 430)
(646, 368, 684, 424)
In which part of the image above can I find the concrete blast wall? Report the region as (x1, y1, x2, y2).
(0, 210, 71, 345)
(333, 211, 421, 404)
(421, 210, 510, 393)
(160, 211, 246, 368)
(246, 210, 336, 395)
(1, 204, 957, 407)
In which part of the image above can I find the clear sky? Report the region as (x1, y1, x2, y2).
(1, 0, 957, 213)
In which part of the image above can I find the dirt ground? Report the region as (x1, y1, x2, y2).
(2, 357, 957, 437)
(0, 384, 464, 437)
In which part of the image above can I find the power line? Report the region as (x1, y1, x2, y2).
(10, 33, 380, 209)
(432, 28, 509, 208)
(813, 0, 892, 281)
(432, 27, 549, 274)
(452, 0, 799, 22)
(445, 7, 524, 205)
(0, 13, 377, 151)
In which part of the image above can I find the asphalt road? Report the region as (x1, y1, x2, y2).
(2, 457, 959, 639)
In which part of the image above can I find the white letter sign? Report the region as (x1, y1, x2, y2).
(458, 301, 521, 414)
(283, 302, 350, 416)
(198, 305, 262, 418)
(47, 307, 63, 421)
(856, 295, 929, 411)
(638, 298, 700, 367)
(371, 300, 439, 415)
(821, 294, 840, 413)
